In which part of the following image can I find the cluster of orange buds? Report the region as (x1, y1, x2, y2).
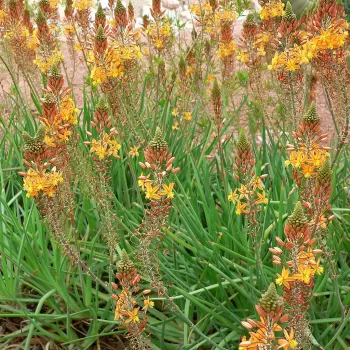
(38, 64, 78, 146)
(20, 124, 63, 198)
(271, 202, 324, 348)
(240, 283, 298, 350)
(112, 250, 153, 346)
(0, 0, 37, 74)
(84, 96, 121, 163)
(138, 127, 180, 203)
(285, 102, 330, 185)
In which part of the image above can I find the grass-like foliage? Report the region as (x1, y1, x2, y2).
(0, 0, 349, 349)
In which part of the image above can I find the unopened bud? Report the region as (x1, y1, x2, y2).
(241, 321, 253, 329)
(139, 162, 146, 169)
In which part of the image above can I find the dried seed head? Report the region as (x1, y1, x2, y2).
(23, 124, 46, 154)
(317, 159, 332, 186)
(117, 249, 134, 274)
(149, 127, 168, 152)
(283, 1, 296, 21)
(237, 128, 250, 155)
(259, 283, 283, 313)
(287, 201, 308, 228)
(303, 101, 319, 124)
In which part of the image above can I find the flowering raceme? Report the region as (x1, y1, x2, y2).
(285, 102, 330, 180)
(23, 168, 63, 198)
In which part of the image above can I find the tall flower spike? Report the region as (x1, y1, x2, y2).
(149, 127, 168, 152)
(117, 249, 134, 274)
(287, 201, 308, 228)
(259, 283, 283, 312)
(23, 124, 46, 154)
(283, 1, 296, 21)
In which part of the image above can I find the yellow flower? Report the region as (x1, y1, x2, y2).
(276, 267, 293, 289)
(143, 296, 154, 312)
(183, 112, 192, 121)
(238, 184, 250, 199)
(295, 264, 313, 284)
(228, 190, 238, 202)
(285, 59, 299, 72)
(237, 50, 249, 63)
(314, 259, 324, 275)
(251, 177, 263, 191)
(277, 328, 298, 349)
(145, 182, 161, 200)
(235, 201, 249, 215)
(114, 304, 123, 321)
(301, 163, 316, 178)
(172, 108, 178, 116)
(125, 307, 140, 324)
(255, 190, 268, 205)
(129, 146, 139, 158)
(159, 182, 175, 199)
(172, 121, 179, 130)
